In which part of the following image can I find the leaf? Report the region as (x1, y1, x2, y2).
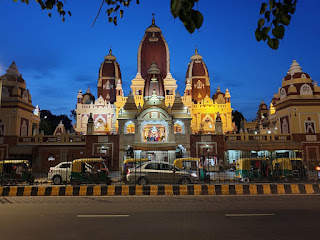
(113, 16, 117, 26)
(184, 19, 196, 33)
(115, 5, 120, 11)
(120, 9, 123, 18)
(109, 17, 113, 22)
(280, 15, 291, 25)
(267, 38, 279, 50)
(48, 13, 51, 18)
(260, 3, 267, 14)
(258, 18, 265, 29)
(255, 29, 264, 41)
(68, 11, 71, 16)
(171, 0, 181, 18)
(191, 10, 203, 29)
(265, 11, 271, 22)
(272, 25, 285, 39)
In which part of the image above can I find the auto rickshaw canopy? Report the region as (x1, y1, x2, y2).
(71, 158, 105, 172)
(272, 158, 303, 170)
(0, 160, 30, 172)
(123, 158, 149, 164)
(236, 158, 267, 171)
(173, 158, 200, 170)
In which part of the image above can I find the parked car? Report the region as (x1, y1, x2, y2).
(121, 158, 149, 183)
(48, 162, 73, 185)
(126, 161, 197, 185)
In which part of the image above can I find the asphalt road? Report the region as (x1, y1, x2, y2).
(0, 195, 319, 240)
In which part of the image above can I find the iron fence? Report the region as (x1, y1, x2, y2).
(1, 153, 320, 186)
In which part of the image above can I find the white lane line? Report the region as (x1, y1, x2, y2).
(225, 214, 274, 217)
(77, 215, 129, 218)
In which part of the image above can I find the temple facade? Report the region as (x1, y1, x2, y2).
(75, 17, 234, 137)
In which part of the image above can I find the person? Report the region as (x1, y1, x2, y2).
(92, 166, 99, 181)
(15, 164, 23, 180)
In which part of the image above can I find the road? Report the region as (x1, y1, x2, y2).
(0, 195, 319, 240)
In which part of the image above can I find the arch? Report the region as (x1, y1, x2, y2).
(300, 83, 313, 95)
(174, 120, 185, 134)
(141, 120, 169, 142)
(202, 114, 214, 130)
(280, 88, 287, 99)
(124, 120, 135, 134)
(2, 87, 9, 98)
(137, 108, 172, 121)
(22, 90, 28, 101)
(81, 114, 88, 128)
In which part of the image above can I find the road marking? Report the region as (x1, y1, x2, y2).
(225, 214, 274, 217)
(77, 214, 129, 218)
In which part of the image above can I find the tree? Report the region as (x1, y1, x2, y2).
(232, 110, 244, 133)
(15, 0, 297, 50)
(39, 110, 73, 135)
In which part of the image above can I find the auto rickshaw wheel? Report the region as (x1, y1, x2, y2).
(243, 177, 250, 183)
(70, 179, 79, 186)
(106, 178, 112, 185)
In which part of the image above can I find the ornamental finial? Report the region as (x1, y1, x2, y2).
(152, 13, 155, 25)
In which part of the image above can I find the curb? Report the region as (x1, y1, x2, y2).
(1, 184, 320, 197)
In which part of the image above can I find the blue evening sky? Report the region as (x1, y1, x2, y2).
(0, 0, 319, 121)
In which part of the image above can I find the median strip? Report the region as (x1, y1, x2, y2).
(225, 214, 275, 217)
(77, 215, 129, 218)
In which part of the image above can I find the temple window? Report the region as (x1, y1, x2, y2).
(196, 80, 203, 89)
(125, 121, 135, 134)
(300, 84, 313, 95)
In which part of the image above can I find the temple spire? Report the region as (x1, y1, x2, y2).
(152, 13, 155, 25)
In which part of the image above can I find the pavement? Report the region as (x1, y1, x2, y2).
(0, 195, 319, 240)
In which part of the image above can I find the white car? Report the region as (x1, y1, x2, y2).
(48, 162, 72, 185)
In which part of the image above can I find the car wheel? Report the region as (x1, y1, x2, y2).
(180, 177, 191, 185)
(137, 177, 148, 185)
(52, 175, 62, 185)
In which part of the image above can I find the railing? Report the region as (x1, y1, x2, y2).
(225, 134, 292, 142)
(18, 135, 86, 144)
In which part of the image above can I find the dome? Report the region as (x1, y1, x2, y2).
(279, 60, 314, 98)
(185, 49, 209, 79)
(259, 100, 268, 110)
(283, 60, 311, 81)
(82, 87, 95, 104)
(142, 90, 168, 111)
(2, 62, 25, 85)
(99, 49, 121, 80)
(138, 16, 169, 81)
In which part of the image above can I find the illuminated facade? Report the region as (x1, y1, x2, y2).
(75, 17, 234, 137)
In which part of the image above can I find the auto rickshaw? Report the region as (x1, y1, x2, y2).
(272, 158, 307, 181)
(235, 158, 270, 182)
(121, 158, 149, 183)
(173, 158, 210, 182)
(0, 160, 34, 185)
(70, 158, 112, 185)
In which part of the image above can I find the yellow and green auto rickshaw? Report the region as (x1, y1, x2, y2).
(272, 158, 307, 180)
(235, 158, 270, 182)
(0, 160, 34, 185)
(70, 158, 112, 185)
(121, 158, 149, 183)
(173, 158, 210, 182)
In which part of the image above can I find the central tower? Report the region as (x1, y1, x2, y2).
(131, 15, 177, 107)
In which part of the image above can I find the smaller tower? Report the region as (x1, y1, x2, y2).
(185, 49, 210, 103)
(87, 113, 94, 135)
(215, 113, 223, 134)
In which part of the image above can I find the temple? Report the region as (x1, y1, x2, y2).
(0, 16, 319, 172)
